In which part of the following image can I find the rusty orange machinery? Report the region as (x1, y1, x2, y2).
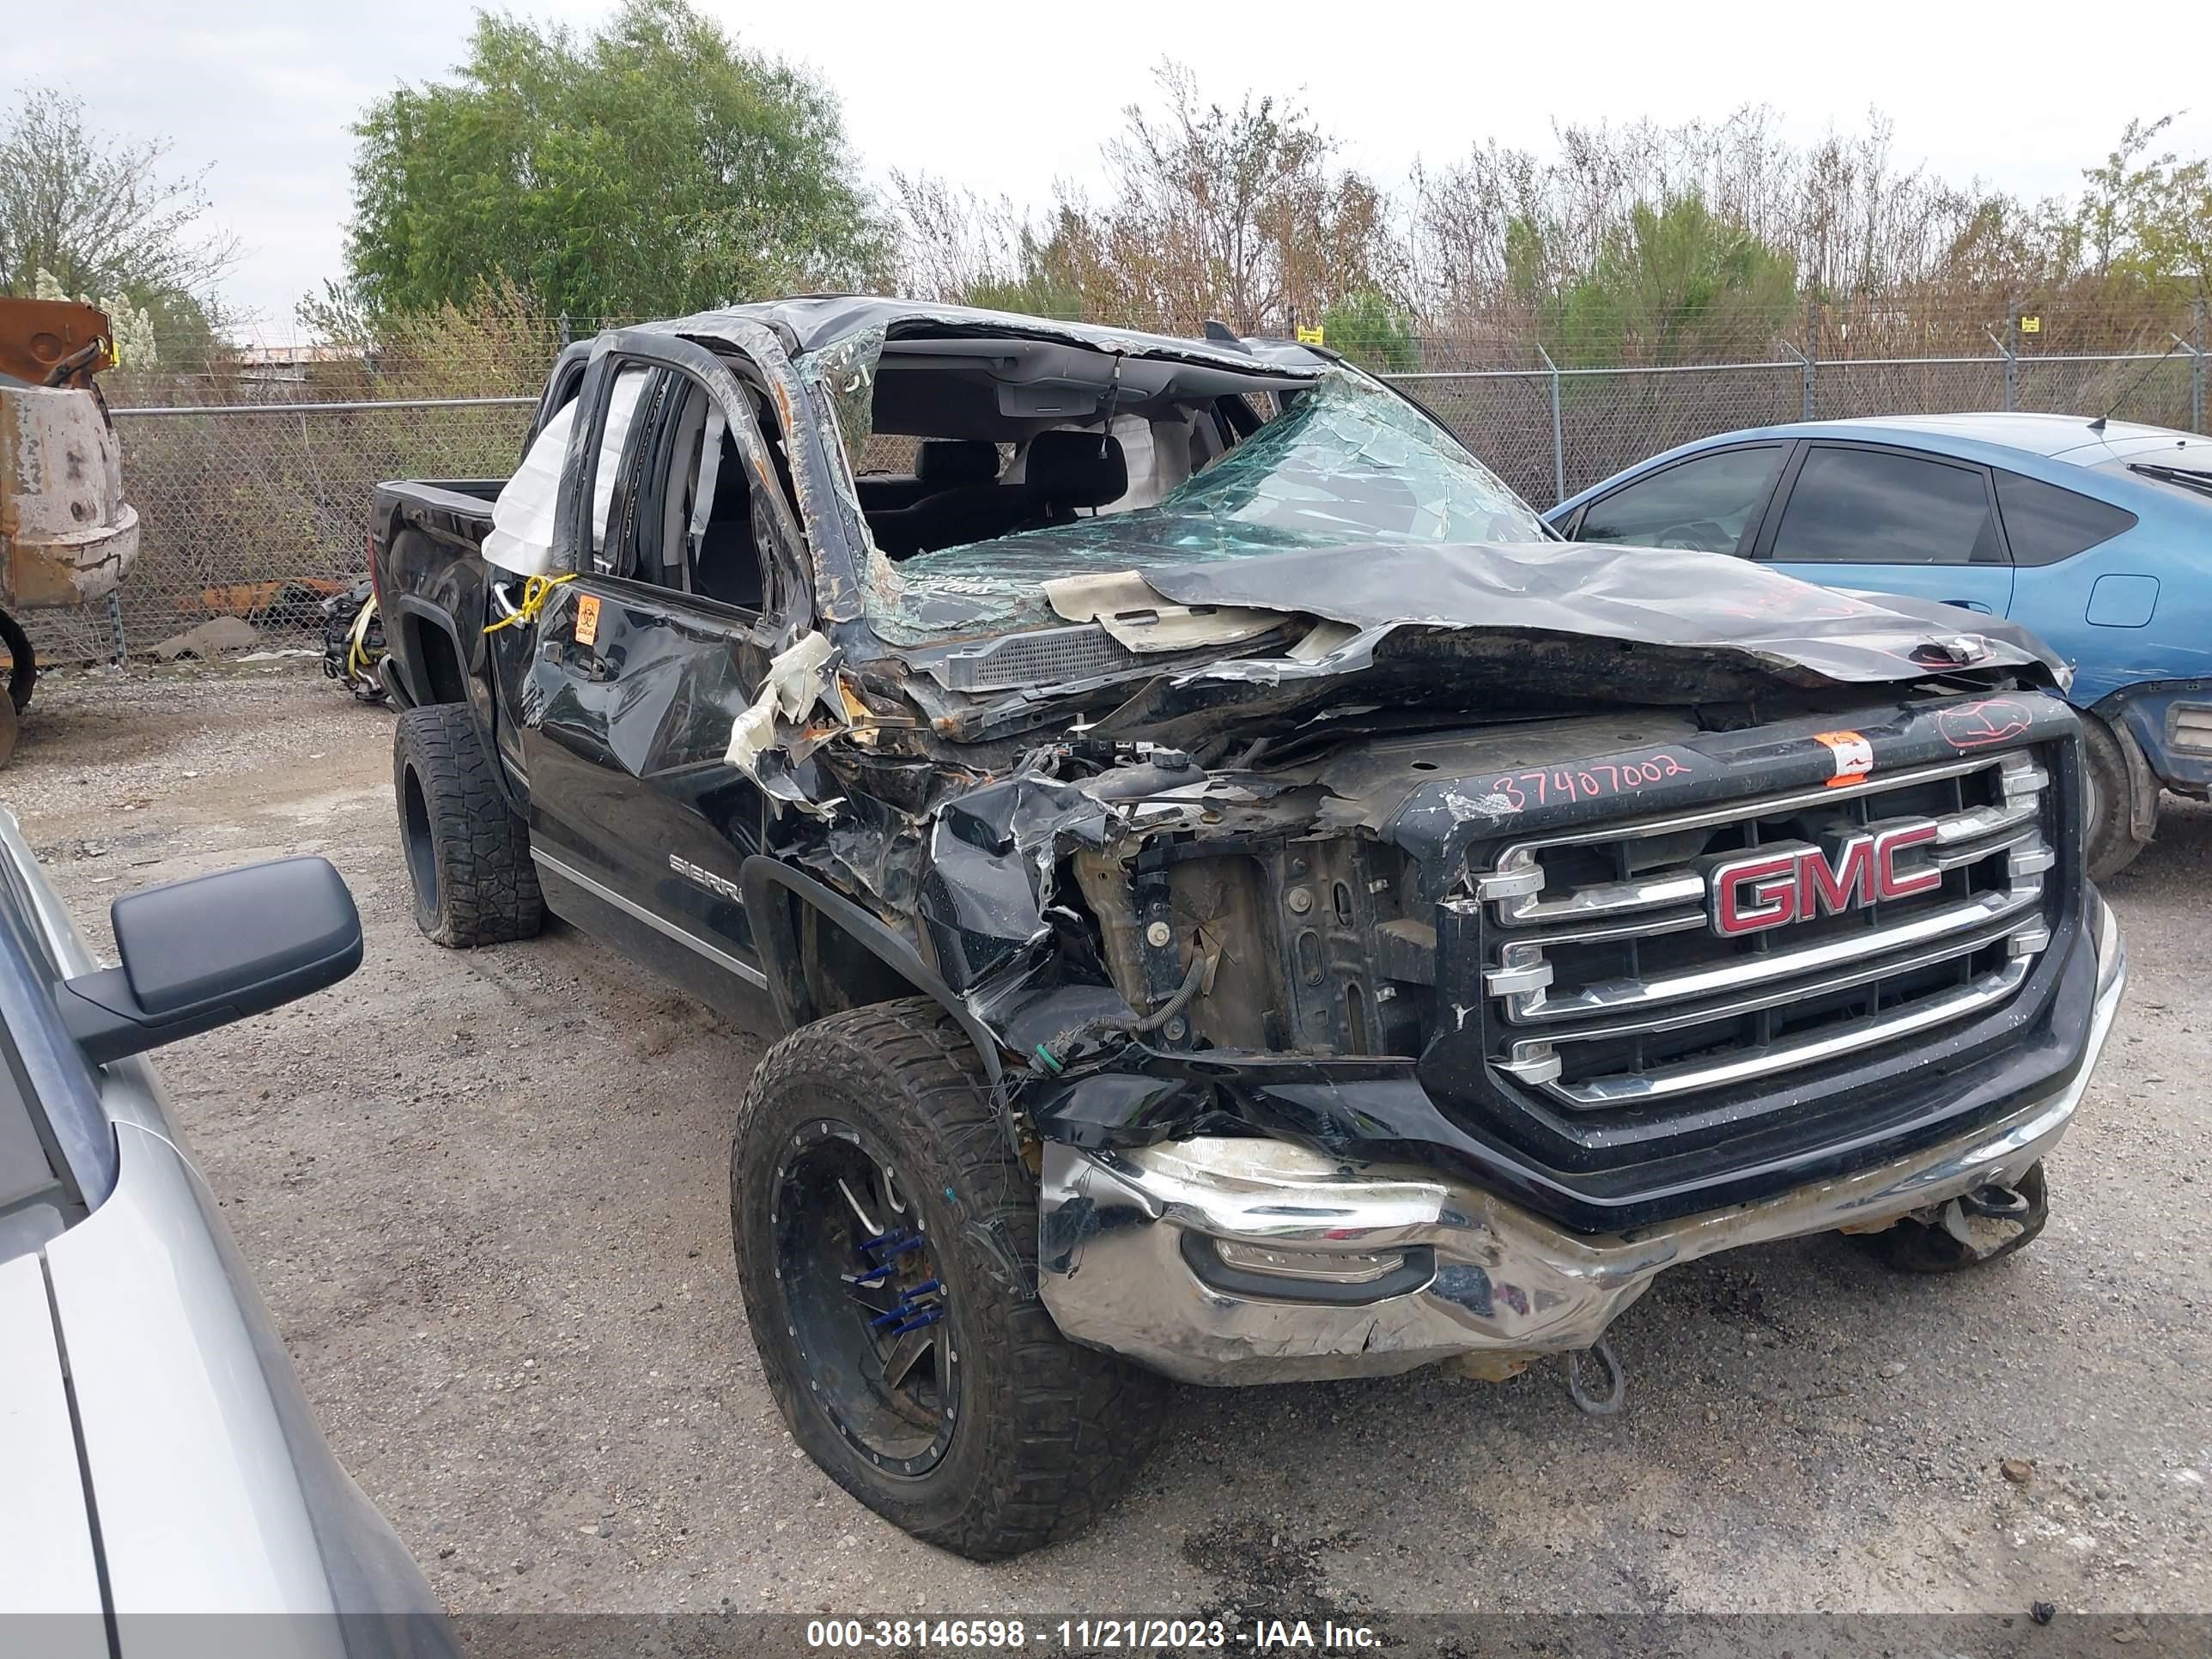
(0, 296, 118, 388)
(0, 298, 139, 761)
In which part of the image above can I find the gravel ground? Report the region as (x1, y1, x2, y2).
(7, 660, 2208, 1622)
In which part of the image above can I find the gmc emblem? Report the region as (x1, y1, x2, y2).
(1709, 823, 1942, 936)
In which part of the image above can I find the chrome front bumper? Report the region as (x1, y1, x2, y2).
(1037, 905, 2127, 1386)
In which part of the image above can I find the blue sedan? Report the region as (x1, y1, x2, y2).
(1547, 412, 2212, 878)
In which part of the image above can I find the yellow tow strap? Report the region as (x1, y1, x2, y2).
(483, 573, 576, 635)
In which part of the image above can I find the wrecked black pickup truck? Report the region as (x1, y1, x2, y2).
(369, 298, 2126, 1559)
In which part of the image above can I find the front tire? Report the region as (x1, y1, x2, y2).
(392, 702, 543, 946)
(732, 999, 1168, 1559)
(2081, 711, 2154, 881)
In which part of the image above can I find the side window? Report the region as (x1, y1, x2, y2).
(624, 376, 769, 616)
(1576, 447, 1785, 555)
(1994, 470, 2137, 566)
(1768, 446, 2002, 566)
(523, 350, 588, 465)
(740, 379, 806, 532)
(590, 365, 658, 567)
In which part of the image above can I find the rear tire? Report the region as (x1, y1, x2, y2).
(2081, 711, 2154, 881)
(732, 998, 1169, 1559)
(392, 702, 543, 946)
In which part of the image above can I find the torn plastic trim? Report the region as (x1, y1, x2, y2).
(1042, 570, 1285, 654)
(723, 630, 846, 819)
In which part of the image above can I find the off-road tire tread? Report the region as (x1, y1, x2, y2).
(734, 998, 1168, 1559)
(393, 702, 543, 946)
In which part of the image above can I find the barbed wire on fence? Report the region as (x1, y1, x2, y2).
(21, 338, 2207, 672)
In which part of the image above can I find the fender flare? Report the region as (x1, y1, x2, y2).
(383, 593, 461, 709)
(738, 857, 1004, 1083)
(384, 583, 527, 818)
(2085, 690, 2162, 842)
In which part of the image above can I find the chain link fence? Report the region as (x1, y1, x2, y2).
(17, 397, 536, 671)
(18, 342, 2207, 672)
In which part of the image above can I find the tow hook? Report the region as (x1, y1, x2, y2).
(1562, 1337, 1626, 1416)
(1961, 1182, 2033, 1219)
(1938, 1179, 2036, 1255)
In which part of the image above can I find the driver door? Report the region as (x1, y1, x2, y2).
(490, 331, 813, 999)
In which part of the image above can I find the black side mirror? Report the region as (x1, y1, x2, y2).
(56, 857, 363, 1064)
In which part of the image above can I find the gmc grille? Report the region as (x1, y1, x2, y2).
(1471, 750, 2055, 1109)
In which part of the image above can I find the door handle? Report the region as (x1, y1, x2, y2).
(1945, 599, 1994, 614)
(488, 579, 523, 621)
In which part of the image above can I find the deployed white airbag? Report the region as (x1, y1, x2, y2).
(483, 402, 573, 578)
(483, 371, 651, 577)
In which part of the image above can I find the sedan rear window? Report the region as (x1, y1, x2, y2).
(1769, 447, 2002, 566)
(1993, 471, 2137, 565)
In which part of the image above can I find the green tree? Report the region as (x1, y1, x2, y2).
(1543, 195, 1797, 365)
(341, 0, 886, 322)
(2075, 114, 2210, 303)
(1319, 290, 1418, 371)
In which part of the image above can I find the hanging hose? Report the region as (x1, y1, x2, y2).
(1034, 950, 1208, 1075)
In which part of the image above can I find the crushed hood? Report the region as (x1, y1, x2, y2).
(893, 539, 2067, 747)
(1131, 540, 2063, 688)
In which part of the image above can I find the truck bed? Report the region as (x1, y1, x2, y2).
(376, 478, 502, 543)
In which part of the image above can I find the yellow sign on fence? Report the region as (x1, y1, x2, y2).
(1295, 325, 1325, 345)
(2021, 315, 2042, 335)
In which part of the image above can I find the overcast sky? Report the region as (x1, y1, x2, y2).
(6, 0, 2208, 339)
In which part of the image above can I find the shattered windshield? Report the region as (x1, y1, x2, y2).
(850, 368, 1550, 643)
